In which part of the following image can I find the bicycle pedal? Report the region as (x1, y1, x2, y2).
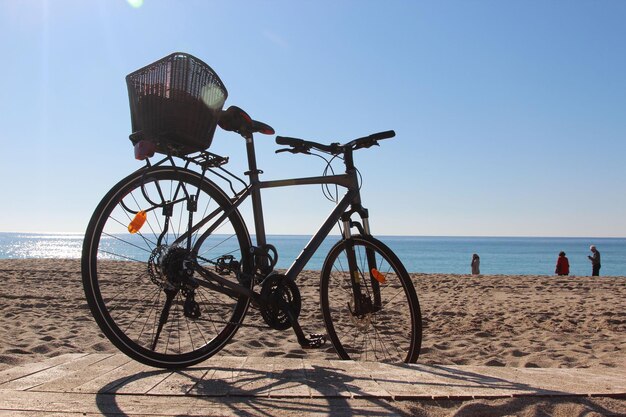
(301, 333, 327, 349)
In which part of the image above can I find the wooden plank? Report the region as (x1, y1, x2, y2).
(0, 390, 410, 416)
(380, 364, 541, 400)
(359, 362, 443, 399)
(269, 357, 310, 398)
(0, 354, 87, 385)
(324, 360, 392, 399)
(103, 366, 171, 395)
(148, 367, 210, 395)
(189, 356, 247, 397)
(0, 354, 107, 391)
(304, 359, 352, 398)
(0, 390, 204, 416)
(462, 366, 626, 397)
(228, 356, 275, 397)
(33, 353, 130, 392)
(69, 355, 152, 393)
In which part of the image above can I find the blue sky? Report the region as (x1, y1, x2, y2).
(1, 0, 625, 237)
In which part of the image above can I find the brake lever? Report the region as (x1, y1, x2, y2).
(275, 147, 311, 155)
(354, 140, 379, 150)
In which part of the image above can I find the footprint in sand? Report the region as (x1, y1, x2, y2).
(31, 344, 52, 354)
(523, 361, 540, 368)
(248, 340, 263, 348)
(510, 349, 529, 357)
(89, 341, 112, 352)
(5, 348, 31, 355)
(484, 359, 505, 366)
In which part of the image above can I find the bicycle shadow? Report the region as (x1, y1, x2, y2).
(93, 359, 586, 416)
(94, 361, 405, 416)
(378, 362, 563, 397)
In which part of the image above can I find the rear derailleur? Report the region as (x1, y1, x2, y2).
(148, 245, 202, 320)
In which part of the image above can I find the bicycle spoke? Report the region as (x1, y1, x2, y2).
(151, 289, 176, 351)
(101, 274, 150, 310)
(133, 290, 162, 344)
(102, 232, 155, 256)
(111, 284, 160, 325)
(198, 233, 238, 258)
(195, 289, 223, 336)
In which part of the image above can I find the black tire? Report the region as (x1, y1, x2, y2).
(320, 235, 422, 363)
(82, 166, 252, 368)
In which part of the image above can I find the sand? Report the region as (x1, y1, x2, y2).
(1, 258, 625, 416)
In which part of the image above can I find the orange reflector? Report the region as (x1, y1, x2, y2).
(128, 210, 147, 234)
(371, 268, 386, 284)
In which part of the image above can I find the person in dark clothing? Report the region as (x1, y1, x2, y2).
(471, 253, 480, 275)
(555, 251, 569, 276)
(588, 245, 601, 276)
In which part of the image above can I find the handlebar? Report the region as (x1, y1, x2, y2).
(275, 130, 395, 155)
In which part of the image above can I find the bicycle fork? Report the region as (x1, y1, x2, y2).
(342, 217, 383, 316)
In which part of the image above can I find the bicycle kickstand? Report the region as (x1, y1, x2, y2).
(282, 302, 326, 349)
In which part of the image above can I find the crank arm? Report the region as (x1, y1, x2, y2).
(281, 300, 326, 349)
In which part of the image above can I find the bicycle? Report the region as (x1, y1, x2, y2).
(81, 53, 422, 369)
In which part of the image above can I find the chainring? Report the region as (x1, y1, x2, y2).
(259, 274, 301, 331)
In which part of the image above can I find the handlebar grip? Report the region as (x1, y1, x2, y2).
(368, 130, 395, 141)
(276, 136, 334, 153)
(276, 136, 305, 146)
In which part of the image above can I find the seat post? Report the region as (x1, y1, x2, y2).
(243, 133, 268, 248)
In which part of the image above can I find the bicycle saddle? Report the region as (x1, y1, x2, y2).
(218, 106, 275, 136)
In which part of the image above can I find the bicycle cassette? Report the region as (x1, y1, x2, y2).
(259, 274, 301, 331)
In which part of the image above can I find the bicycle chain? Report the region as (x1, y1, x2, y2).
(146, 251, 269, 329)
(192, 254, 273, 330)
(196, 316, 271, 330)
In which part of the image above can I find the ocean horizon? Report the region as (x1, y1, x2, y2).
(1, 232, 624, 276)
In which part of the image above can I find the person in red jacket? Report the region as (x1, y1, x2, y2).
(555, 251, 570, 276)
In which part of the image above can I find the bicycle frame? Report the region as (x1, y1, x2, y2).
(170, 133, 370, 302)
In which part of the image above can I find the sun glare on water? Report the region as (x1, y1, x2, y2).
(126, 0, 144, 9)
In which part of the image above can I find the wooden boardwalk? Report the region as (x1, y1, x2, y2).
(0, 353, 624, 416)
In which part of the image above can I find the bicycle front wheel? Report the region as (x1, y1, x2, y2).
(82, 166, 252, 368)
(320, 235, 422, 363)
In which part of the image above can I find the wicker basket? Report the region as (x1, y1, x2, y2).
(126, 53, 228, 156)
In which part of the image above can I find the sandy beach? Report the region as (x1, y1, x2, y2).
(1, 258, 625, 416)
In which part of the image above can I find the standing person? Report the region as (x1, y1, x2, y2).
(555, 251, 570, 276)
(588, 245, 601, 276)
(471, 253, 480, 275)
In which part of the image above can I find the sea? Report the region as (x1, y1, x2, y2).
(0, 232, 625, 276)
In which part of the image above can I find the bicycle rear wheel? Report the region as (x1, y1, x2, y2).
(320, 235, 422, 363)
(82, 166, 252, 368)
